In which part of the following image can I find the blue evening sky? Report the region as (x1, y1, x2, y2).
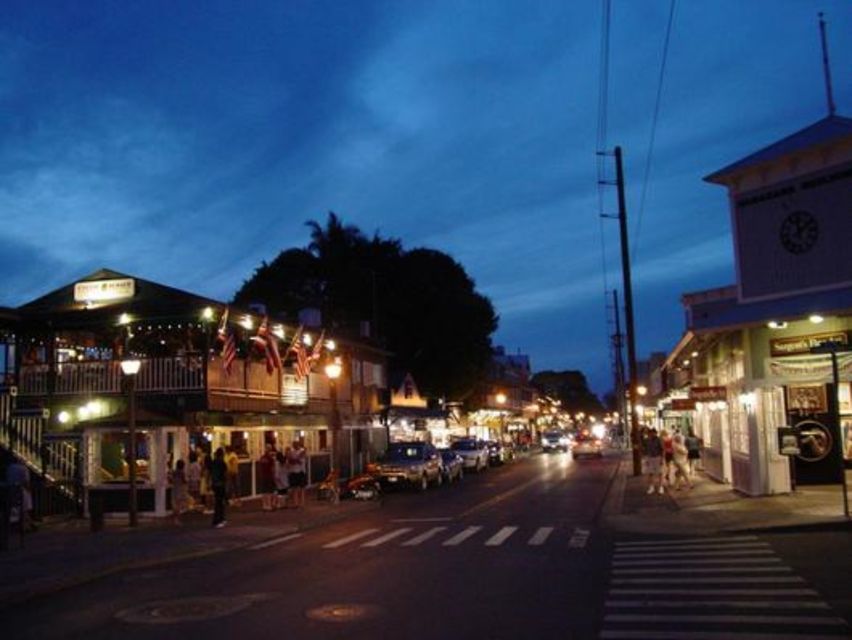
(1, 1, 850, 394)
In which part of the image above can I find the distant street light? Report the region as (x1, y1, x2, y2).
(325, 358, 343, 493)
(120, 358, 141, 527)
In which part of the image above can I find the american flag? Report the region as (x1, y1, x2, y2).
(252, 316, 281, 374)
(306, 330, 325, 372)
(286, 326, 309, 381)
(216, 308, 237, 375)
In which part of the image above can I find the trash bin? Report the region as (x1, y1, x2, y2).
(89, 494, 104, 533)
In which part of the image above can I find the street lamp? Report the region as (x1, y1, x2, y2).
(495, 392, 507, 438)
(120, 358, 141, 527)
(325, 358, 343, 496)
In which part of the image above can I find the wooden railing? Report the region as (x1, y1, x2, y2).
(18, 357, 205, 396)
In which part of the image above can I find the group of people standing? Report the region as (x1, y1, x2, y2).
(257, 440, 308, 511)
(640, 426, 702, 495)
(168, 439, 308, 528)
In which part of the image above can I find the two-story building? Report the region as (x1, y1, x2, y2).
(0, 268, 389, 518)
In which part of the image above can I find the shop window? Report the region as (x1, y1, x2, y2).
(98, 431, 152, 483)
(229, 431, 249, 457)
(319, 429, 328, 450)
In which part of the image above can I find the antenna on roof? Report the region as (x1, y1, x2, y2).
(818, 12, 837, 117)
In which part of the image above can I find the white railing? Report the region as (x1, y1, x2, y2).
(18, 357, 205, 396)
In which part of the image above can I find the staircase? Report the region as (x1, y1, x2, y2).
(0, 387, 83, 519)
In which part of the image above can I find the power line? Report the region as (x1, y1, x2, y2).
(632, 0, 677, 264)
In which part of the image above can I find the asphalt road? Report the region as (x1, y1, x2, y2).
(5, 452, 851, 639)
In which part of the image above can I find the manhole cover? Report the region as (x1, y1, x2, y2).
(305, 603, 382, 623)
(116, 593, 275, 624)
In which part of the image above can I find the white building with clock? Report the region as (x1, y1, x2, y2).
(658, 114, 852, 497)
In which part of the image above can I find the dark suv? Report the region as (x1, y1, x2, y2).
(373, 442, 443, 491)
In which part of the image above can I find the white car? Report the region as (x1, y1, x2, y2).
(450, 439, 489, 472)
(572, 435, 603, 459)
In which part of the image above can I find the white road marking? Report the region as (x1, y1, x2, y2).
(605, 599, 831, 609)
(569, 527, 591, 548)
(527, 527, 554, 546)
(322, 528, 381, 549)
(485, 526, 518, 546)
(614, 549, 774, 560)
(614, 535, 758, 547)
(361, 528, 413, 548)
(613, 557, 782, 567)
(609, 588, 819, 596)
(401, 527, 447, 546)
(391, 517, 453, 523)
(614, 542, 769, 553)
(612, 566, 791, 575)
(600, 631, 844, 640)
(612, 576, 805, 585)
(604, 613, 845, 626)
(248, 533, 303, 550)
(442, 526, 482, 546)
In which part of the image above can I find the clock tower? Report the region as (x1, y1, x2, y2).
(705, 115, 852, 302)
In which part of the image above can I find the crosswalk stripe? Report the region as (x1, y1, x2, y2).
(609, 588, 819, 596)
(615, 549, 774, 559)
(613, 558, 782, 567)
(605, 599, 831, 609)
(615, 542, 769, 553)
(322, 528, 381, 549)
(612, 566, 791, 575)
(614, 535, 758, 547)
(248, 533, 303, 550)
(401, 526, 447, 546)
(612, 576, 804, 585)
(361, 528, 413, 548)
(604, 613, 846, 626)
(443, 526, 482, 546)
(528, 527, 554, 546)
(600, 631, 844, 639)
(485, 526, 518, 546)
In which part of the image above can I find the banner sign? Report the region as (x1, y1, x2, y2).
(689, 386, 727, 402)
(74, 278, 135, 303)
(770, 331, 848, 357)
(671, 398, 697, 411)
(768, 354, 852, 380)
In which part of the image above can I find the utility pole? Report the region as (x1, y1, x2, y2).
(614, 147, 642, 475)
(611, 289, 627, 446)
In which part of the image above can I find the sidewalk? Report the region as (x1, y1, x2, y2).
(0, 495, 379, 609)
(603, 455, 852, 536)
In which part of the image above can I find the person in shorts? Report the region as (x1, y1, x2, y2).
(285, 440, 307, 508)
(225, 446, 242, 506)
(259, 443, 277, 511)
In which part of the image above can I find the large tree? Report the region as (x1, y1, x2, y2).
(233, 213, 498, 401)
(530, 370, 604, 417)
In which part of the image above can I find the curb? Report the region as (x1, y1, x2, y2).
(0, 499, 381, 610)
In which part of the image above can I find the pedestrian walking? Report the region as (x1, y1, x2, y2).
(259, 443, 277, 511)
(642, 428, 665, 495)
(186, 450, 202, 511)
(685, 428, 702, 477)
(671, 433, 693, 490)
(660, 429, 674, 486)
(274, 451, 289, 509)
(210, 447, 227, 528)
(170, 459, 189, 524)
(285, 439, 307, 508)
(225, 446, 242, 506)
(5, 457, 36, 532)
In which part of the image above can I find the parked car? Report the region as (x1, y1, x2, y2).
(542, 430, 570, 452)
(486, 441, 504, 465)
(450, 438, 489, 472)
(373, 442, 444, 490)
(439, 449, 464, 483)
(572, 433, 603, 459)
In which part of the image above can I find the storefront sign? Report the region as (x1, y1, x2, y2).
(770, 331, 848, 357)
(690, 386, 727, 402)
(74, 278, 136, 303)
(786, 384, 828, 414)
(777, 425, 800, 456)
(794, 420, 833, 462)
(671, 398, 696, 411)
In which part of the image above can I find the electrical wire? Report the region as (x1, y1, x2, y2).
(632, 0, 677, 264)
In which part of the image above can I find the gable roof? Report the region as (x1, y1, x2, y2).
(704, 114, 852, 184)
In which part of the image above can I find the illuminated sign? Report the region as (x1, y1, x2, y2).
(770, 331, 848, 357)
(74, 278, 136, 303)
(689, 386, 727, 402)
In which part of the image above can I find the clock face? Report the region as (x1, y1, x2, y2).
(779, 210, 819, 254)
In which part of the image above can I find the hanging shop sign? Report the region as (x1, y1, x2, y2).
(689, 386, 727, 402)
(794, 419, 833, 462)
(74, 278, 136, 303)
(671, 398, 697, 411)
(786, 384, 828, 414)
(776, 425, 800, 456)
(770, 331, 848, 357)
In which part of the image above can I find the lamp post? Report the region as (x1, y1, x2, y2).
(325, 358, 343, 486)
(495, 392, 507, 440)
(120, 358, 141, 527)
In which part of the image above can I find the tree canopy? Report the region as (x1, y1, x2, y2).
(233, 212, 498, 401)
(530, 370, 604, 417)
